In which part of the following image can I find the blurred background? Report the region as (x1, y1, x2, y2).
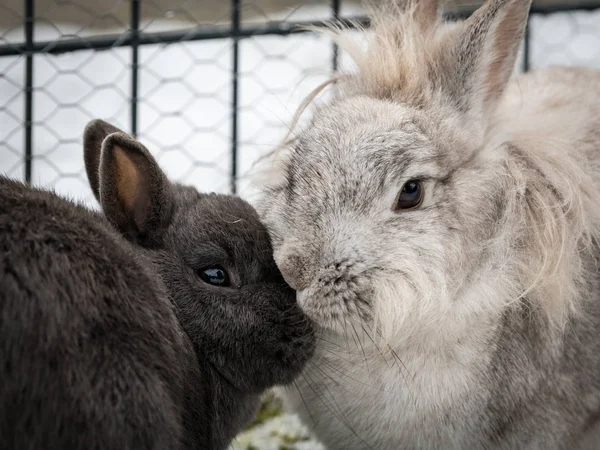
(1, 0, 600, 207)
(0, 0, 599, 448)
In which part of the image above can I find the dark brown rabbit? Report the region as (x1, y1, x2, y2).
(0, 119, 314, 450)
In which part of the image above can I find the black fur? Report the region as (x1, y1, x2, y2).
(0, 120, 315, 450)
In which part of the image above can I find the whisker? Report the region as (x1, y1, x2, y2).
(300, 368, 376, 450)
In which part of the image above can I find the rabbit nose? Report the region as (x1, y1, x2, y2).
(277, 252, 311, 291)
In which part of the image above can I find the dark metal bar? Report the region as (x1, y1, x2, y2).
(0, 18, 364, 58)
(131, 0, 140, 137)
(231, 0, 241, 194)
(332, 0, 341, 72)
(0, 2, 598, 58)
(24, 0, 34, 183)
(522, 18, 531, 73)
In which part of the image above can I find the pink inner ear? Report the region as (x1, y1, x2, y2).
(132, 189, 151, 232)
(114, 146, 149, 231)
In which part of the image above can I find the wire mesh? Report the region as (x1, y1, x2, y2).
(0, 1, 599, 205)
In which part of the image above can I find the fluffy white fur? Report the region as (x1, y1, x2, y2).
(256, 0, 600, 448)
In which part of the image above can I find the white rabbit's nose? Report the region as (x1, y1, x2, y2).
(275, 247, 312, 291)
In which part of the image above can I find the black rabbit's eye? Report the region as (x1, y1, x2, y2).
(198, 266, 230, 287)
(395, 180, 424, 211)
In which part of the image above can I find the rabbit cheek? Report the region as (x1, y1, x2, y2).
(234, 287, 315, 388)
(272, 302, 316, 376)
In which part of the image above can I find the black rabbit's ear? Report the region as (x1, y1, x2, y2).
(97, 131, 174, 243)
(83, 119, 125, 203)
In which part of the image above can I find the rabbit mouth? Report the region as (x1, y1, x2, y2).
(296, 286, 373, 332)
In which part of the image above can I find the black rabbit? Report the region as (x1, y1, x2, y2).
(0, 119, 315, 450)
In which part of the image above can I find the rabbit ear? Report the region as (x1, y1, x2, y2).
(413, 0, 440, 29)
(97, 132, 174, 243)
(441, 0, 531, 122)
(83, 119, 125, 203)
(368, 0, 440, 29)
(405, 0, 440, 30)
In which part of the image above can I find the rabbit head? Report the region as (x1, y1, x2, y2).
(259, 0, 597, 344)
(83, 120, 315, 394)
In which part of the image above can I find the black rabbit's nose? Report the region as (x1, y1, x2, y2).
(276, 251, 312, 291)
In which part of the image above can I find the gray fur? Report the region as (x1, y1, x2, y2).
(257, 0, 600, 448)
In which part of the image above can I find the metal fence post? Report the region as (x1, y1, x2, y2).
(131, 0, 140, 137)
(522, 19, 531, 73)
(24, 0, 34, 183)
(231, 0, 241, 194)
(332, 0, 341, 72)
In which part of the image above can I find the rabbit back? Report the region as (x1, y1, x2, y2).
(0, 176, 198, 450)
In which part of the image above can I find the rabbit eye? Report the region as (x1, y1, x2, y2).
(198, 266, 230, 287)
(395, 180, 424, 211)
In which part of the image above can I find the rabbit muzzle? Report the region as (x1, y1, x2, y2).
(278, 252, 312, 291)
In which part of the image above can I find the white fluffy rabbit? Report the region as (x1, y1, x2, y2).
(258, 0, 600, 448)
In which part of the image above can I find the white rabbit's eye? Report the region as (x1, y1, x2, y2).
(198, 266, 231, 287)
(394, 180, 424, 211)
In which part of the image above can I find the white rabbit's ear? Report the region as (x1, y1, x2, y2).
(367, 0, 440, 30)
(413, 0, 440, 30)
(441, 0, 531, 122)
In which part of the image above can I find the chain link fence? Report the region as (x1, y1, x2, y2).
(1, 0, 600, 207)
